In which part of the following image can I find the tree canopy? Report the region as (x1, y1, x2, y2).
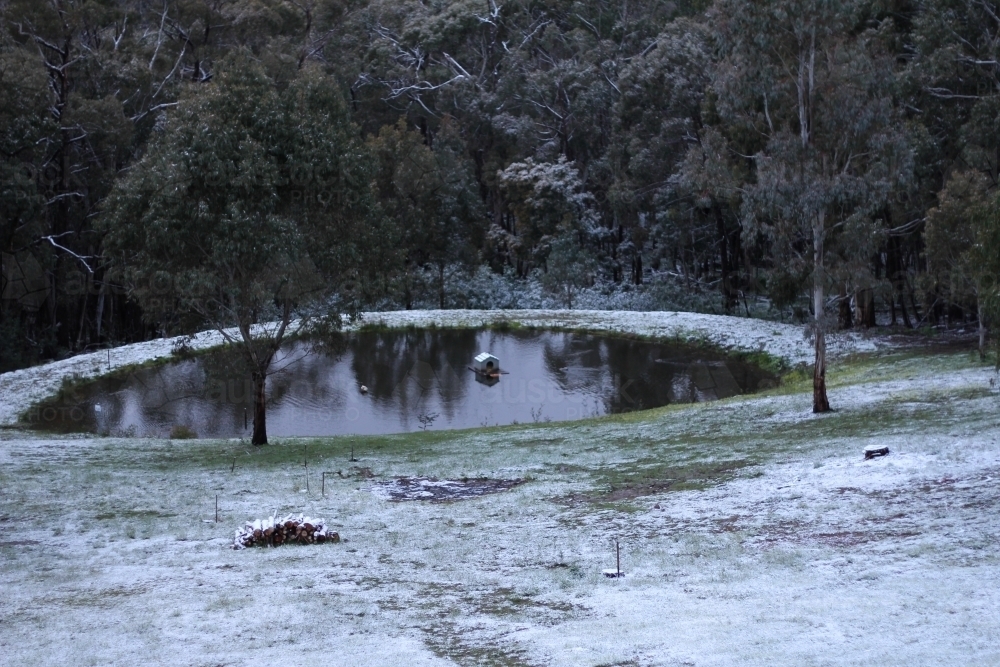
(2, 0, 999, 410)
(100, 56, 393, 443)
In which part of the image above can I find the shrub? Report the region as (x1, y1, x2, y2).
(169, 424, 198, 439)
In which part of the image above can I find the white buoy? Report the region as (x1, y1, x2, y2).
(359, 385, 368, 395)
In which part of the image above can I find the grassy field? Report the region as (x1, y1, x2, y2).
(1, 347, 998, 666)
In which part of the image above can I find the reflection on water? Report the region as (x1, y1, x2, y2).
(29, 329, 775, 437)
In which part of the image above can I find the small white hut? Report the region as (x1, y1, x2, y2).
(473, 351, 500, 376)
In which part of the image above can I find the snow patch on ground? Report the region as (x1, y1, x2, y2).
(0, 349, 997, 665)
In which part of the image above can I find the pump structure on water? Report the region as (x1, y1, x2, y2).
(469, 352, 506, 386)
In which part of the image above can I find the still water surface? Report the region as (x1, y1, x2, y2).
(34, 329, 774, 437)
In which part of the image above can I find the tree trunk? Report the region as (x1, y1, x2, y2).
(897, 289, 911, 328)
(714, 203, 736, 311)
(76, 273, 90, 350)
(94, 276, 106, 341)
(813, 213, 831, 413)
(908, 281, 923, 325)
(838, 284, 852, 330)
(404, 271, 413, 310)
(251, 371, 268, 445)
(856, 288, 876, 328)
(889, 236, 911, 327)
(978, 297, 988, 361)
(813, 326, 830, 413)
(438, 262, 445, 309)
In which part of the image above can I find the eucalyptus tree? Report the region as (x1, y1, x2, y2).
(925, 171, 997, 357)
(900, 0, 1000, 328)
(495, 156, 599, 276)
(1, 0, 296, 361)
(3, 0, 139, 356)
(367, 118, 482, 309)
(611, 18, 744, 299)
(541, 234, 598, 308)
(906, 0, 1000, 184)
(714, 0, 911, 411)
(975, 191, 1000, 340)
(101, 57, 393, 444)
(0, 34, 53, 369)
(344, 0, 704, 280)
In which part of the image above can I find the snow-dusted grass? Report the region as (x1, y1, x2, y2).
(0, 309, 889, 427)
(2, 346, 998, 665)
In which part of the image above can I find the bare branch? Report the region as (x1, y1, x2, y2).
(385, 75, 466, 100)
(636, 38, 659, 59)
(603, 72, 620, 95)
(152, 43, 187, 98)
(924, 86, 983, 100)
(46, 192, 86, 205)
(442, 52, 473, 79)
(113, 15, 128, 51)
(518, 20, 551, 52)
(44, 235, 95, 273)
(886, 217, 924, 236)
(763, 93, 775, 135)
(130, 102, 179, 123)
(574, 14, 601, 38)
(149, 2, 169, 69)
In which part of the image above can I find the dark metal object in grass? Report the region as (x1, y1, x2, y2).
(375, 476, 523, 502)
(864, 446, 890, 460)
(303, 448, 309, 493)
(603, 540, 624, 578)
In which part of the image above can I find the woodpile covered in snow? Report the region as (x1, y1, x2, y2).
(233, 514, 339, 549)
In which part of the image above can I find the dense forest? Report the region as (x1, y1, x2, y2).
(3, 0, 1000, 377)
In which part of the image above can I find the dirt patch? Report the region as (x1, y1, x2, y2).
(810, 530, 920, 548)
(877, 329, 982, 355)
(422, 619, 543, 667)
(559, 459, 752, 506)
(472, 586, 583, 618)
(374, 477, 524, 502)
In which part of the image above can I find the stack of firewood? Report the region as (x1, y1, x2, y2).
(233, 514, 340, 549)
